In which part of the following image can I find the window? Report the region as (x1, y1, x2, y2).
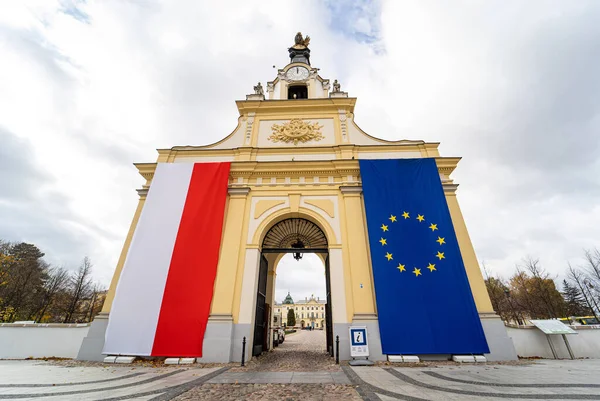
(288, 85, 307, 99)
(274, 316, 278, 323)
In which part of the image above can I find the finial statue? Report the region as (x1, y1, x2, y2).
(332, 79, 341, 93)
(293, 32, 311, 49)
(253, 82, 264, 95)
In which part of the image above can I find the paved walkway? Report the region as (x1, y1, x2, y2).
(230, 329, 339, 372)
(2, 342, 600, 400)
(345, 359, 600, 400)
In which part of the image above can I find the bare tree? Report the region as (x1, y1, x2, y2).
(567, 264, 599, 321)
(522, 257, 562, 318)
(63, 257, 93, 323)
(31, 266, 69, 322)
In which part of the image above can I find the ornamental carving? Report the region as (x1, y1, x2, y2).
(268, 118, 324, 145)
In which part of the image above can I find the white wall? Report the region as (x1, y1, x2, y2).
(0, 323, 90, 359)
(507, 325, 600, 359)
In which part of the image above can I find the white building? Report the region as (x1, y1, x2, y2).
(273, 293, 326, 330)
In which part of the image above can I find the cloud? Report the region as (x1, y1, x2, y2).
(275, 254, 326, 304)
(0, 0, 599, 296)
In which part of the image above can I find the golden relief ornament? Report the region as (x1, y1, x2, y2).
(268, 118, 324, 145)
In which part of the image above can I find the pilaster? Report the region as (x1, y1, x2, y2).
(444, 186, 495, 314)
(102, 193, 147, 313)
(211, 187, 251, 316)
(339, 186, 376, 316)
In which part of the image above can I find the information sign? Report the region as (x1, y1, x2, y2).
(349, 326, 369, 358)
(530, 320, 577, 335)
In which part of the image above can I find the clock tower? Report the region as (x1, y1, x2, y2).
(256, 32, 346, 101)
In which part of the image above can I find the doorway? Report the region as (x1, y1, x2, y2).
(252, 218, 333, 357)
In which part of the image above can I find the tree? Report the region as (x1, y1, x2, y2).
(63, 257, 93, 323)
(568, 265, 600, 321)
(0, 243, 47, 321)
(286, 308, 296, 327)
(562, 279, 593, 318)
(31, 266, 69, 322)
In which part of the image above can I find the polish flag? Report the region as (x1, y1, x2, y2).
(103, 162, 231, 357)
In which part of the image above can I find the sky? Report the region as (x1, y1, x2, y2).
(0, 1, 599, 299)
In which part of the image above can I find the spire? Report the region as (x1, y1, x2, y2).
(288, 32, 311, 65)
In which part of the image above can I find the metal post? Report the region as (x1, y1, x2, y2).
(335, 335, 340, 364)
(562, 334, 575, 360)
(546, 334, 558, 359)
(241, 337, 246, 367)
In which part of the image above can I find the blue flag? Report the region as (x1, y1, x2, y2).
(360, 159, 489, 355)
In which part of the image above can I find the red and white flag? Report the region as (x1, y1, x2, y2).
(103, 162, 230, 357)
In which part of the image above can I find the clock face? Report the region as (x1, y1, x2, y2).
(286, 66, 309, 81)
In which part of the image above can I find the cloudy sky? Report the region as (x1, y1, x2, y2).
(1, 1, 599, 300)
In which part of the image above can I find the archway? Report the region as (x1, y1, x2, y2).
(252, 217, 333, 358)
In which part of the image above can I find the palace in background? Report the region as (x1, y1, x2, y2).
(274, 293, 326, 330)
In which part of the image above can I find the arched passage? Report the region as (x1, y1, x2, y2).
(252, 217, 334, 358)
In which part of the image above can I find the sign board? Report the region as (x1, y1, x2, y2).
(349, 326, 369, 357)
(530, 319, 577, 335)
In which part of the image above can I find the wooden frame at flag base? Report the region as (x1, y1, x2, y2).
(77, 44, 518, 363)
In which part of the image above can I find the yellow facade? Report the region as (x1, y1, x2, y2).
(87, 38, 519, 363)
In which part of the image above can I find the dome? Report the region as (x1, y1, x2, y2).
(282, 292, 294, 304)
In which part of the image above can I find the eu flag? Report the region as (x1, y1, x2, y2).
(360, 159, 489, 355)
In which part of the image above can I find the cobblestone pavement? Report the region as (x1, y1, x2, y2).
(173, 383, 363, 401)
(230, 329, 340, 372)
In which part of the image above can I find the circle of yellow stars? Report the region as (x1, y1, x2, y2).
(379, 212, 446, 277)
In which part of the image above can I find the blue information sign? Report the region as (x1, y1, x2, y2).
(349, 327, 369, 357)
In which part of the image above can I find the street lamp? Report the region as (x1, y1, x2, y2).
(504, 289, 521, 325)
(583, 279, 600, 319)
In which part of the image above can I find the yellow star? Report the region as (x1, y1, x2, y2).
(402, 211, 410, 219)
(436, 251, 445, 260)
(389, 215, 397, 222)
(381, 224, 389, 232)
(417, 214, 425, 222)
(397, 263, 406, 272)
(379, 238, 387, 246)
(436, 236, 445, 245)
(429, 223, 438, 231)
(413, 268, 422, 277)
(385, 252, 393, 261)
(427, 263, 436, 272)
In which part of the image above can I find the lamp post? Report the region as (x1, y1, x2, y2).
(583, 280, 600, 321)
(504, 289, 521, 325)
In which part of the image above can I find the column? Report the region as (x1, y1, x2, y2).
(340, 186, 376, 317)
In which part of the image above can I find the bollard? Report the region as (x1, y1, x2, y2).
(335, 335, 340, 364)
(241, 336, 246, 367)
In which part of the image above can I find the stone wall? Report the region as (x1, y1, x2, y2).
(0, 323, 90, 359)
(507, 325, 600, 359)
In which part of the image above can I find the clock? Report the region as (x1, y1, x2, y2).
(286, 66, 309, 81)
